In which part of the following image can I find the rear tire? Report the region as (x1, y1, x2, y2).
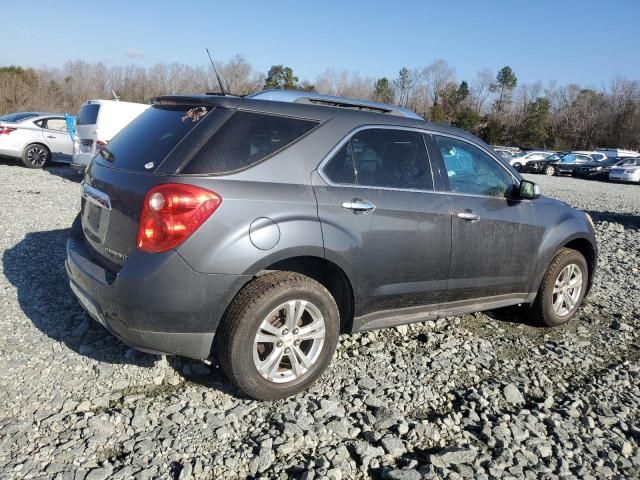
(544, 165, 556, 176)
(22, 144, 50, 169)
(529, 248, 588, 327)
(216, 272, 339, 400)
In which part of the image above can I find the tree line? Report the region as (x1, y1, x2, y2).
(1, 56, 639, 150)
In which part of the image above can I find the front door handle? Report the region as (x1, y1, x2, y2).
(457, 211, 480, 222)
(342, 198, 376, 213)
(47, 135, 56, 139)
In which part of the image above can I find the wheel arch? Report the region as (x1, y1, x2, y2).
(255, 256, 356, 334)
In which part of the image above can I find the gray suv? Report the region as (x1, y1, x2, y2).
(66, 90, 597, 400)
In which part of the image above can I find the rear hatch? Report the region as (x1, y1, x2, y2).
(81, 103, 217, 271)
(76, 103, 101, 155)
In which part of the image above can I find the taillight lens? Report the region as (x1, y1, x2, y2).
(95, 140, 107, 151)
(137, 183, 221, 253)
(0, 127, 16, 135)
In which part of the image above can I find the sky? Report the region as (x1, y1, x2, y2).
(2, 0, 639, 88)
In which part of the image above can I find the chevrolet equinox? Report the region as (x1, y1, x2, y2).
(66, 90, 597, 400)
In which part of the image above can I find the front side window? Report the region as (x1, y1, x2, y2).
(182, 111, 318, 174)
(434, 135, 513, 197)
(323, 128, 433, 191)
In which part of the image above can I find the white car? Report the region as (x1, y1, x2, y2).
(0, 112, 74, 168)
(573, 150, 607, 162)
(72, 100, 149, 171)
(608, 158, 640, 183)
(508, 151, 554, 170)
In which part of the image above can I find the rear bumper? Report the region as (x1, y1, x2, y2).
(71, 152, 93, 171)
(65, 216, 250, 358)
(609, 173, 640, 182)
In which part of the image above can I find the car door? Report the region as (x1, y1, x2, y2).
(41, 117, 73, 158)
(312, 127, 452, 320)
(430, 133, 543, 303)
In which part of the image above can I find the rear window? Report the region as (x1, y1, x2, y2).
(0, 112, 38, 122)
(181, 111, 318, 174)
(97, 105, 211, 172)
(77, 104, 100, 125)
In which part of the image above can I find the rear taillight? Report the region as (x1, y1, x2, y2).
(137, 183, 221, 253)
(0, 127, 16, 135)
(95, 140, 107, 151)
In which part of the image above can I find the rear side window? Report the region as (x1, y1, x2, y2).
(98, 105, 211, 172)
(77, 104, 100, 125)
(181, 111, 318, 174)
(323, 128, 433, 191)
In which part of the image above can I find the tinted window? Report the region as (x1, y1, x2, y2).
(324, 142, 357, 184)
(98, 105, 211, 172)
(0, 112, 38, 122)
(434, 135, 513, 197)
(323, 129, 433, 190)
(45, 118, 68, 132)
(77, 104, 100, 125)
(182, 111, 318, 174)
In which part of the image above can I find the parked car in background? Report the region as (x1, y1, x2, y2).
(0, 112, 74, 168)
(574, 157, 632, 180)
(66, 90, 597, 400)
(608, 158, 640, 183)
(595, 148, 640, 158)
(72, 100, 149, 171)
(524, 153, 588, 176)
(494, 147, 515, 159)
(573, 151, 607, 162)
(508, 151, 554, 171)
(555, 153, 596, 175)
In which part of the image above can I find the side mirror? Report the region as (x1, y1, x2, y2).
(518, 180, 541, 199)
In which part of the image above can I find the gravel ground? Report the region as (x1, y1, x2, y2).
(0, 160, 638, 480)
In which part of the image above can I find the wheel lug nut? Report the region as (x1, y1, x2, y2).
(282, 328, 289, 335)
(284, 347, 290, 354)
(293, 328, 299, 335)
(276, 341, 283, 347)
(294, 340, 300, 346)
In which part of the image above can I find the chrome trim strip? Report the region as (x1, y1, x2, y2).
(82, 182, 111, 210)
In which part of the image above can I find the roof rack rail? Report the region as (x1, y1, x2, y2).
(247, 89, 423, 120)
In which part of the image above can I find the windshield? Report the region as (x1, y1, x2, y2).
(0, 112, 38, 122)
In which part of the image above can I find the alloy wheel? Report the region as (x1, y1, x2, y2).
(27, 147, 48, 167)
(552, 263, 583, 317)
(253, 300, 325, 383)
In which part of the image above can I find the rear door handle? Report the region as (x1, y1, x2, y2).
(457, 211, 480, 222)
(342, 198, 376, 213)
(46, 135, 56, 139)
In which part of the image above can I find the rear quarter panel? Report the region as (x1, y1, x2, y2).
(174, 178, 325, 275)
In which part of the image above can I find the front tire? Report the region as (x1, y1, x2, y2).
(544, 165, 556, 176)
(216, 272, 339, 400)
(529, 248, 588, 327)
(22, 144, 50, 168)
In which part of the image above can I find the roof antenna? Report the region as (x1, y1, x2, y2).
(111, 90, 120, 101)
(206, 48, 228, 96)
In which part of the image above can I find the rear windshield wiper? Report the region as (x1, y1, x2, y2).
(98, 147, 115, 162)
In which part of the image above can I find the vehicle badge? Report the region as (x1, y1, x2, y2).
(145, 162, 154, 170)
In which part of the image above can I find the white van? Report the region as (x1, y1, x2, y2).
(71, 100, 149, 170)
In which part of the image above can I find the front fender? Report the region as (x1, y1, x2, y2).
(530, 203, 596, 295)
